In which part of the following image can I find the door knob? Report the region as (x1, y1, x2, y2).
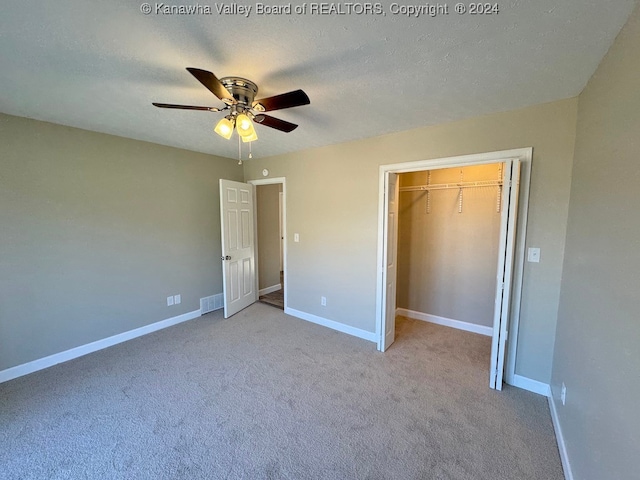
(221, 255, 231, 260)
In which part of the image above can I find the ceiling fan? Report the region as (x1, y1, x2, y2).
(153, 68, 310, 142)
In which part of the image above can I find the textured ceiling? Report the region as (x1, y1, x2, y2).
(0, 0, 637, 159)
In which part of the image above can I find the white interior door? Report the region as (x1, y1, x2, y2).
(220, 179, 256, 318)
(489, 160, 521, 390)
(380, 172, 399, 351)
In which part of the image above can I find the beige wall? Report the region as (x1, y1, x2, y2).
(397, 165, 502, 327)
(244, 97, 577, 384)
(551, 4, 640, 479)
(256, 183, 282, 290)
(0, 113, 243, 370)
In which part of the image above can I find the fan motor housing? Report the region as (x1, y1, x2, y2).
(220, 77, 258, 107)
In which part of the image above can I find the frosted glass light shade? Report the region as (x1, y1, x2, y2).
(241, 130, 258, 143)
(214, 117, 234, 139)
(235, 114, 256, 138)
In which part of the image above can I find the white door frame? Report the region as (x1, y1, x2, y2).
(248, 177, 287, 310)
(279, 192, 284, 272)
(375, 148, 532, 387)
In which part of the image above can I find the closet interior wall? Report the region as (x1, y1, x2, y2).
(397, 164, 502, 329)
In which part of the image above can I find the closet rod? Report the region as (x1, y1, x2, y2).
(399, 180, 502, 192)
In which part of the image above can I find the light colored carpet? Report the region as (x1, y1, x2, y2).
(0, 304, 563, 479)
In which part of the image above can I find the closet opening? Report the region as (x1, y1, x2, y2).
(376, 149, 532, 390)
(396, 164, 502, 383)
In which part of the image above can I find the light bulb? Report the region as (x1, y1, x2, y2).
(214, 117, 234, 139)
(236, 114, 255, 138)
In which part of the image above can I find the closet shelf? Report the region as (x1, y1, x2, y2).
(399, 180, 503, 192)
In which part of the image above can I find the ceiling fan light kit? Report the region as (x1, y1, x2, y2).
(153, 67, 310, 160)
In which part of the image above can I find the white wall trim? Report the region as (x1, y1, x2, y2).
(248, 177, 287, 186)
(548, 395, 574, 480)
(259, 283, 282, 296)
(397, 308, 493, 337)
(509, 374, 551, 397)
(285, 307, 377, 343)
(0, 309, 201, 384)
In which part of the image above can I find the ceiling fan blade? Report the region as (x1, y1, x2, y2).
(186, 68, 234, 102)
(252, 89, 310, 112)
(254, 114, 298, 133)
(152, 102, 220, 111)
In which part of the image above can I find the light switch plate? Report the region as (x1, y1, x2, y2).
(167, 296, 174, 306)
(527, 247, 541, 263)
(174, 294, 181, 304)
(294, 233, 299, 242)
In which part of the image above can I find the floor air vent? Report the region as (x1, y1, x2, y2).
(200, 294, 223, 314)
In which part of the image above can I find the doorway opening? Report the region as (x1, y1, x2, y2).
(249, 178, 287, 311)
(376, 149, 532, 390)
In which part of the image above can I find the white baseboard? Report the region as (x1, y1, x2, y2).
(509, 374, 551, 397)
(549, 395, 574, 480)
(397, 308, 493, 337)
(0, 309, 201, 384)
(259, 283, 282, 296)
(285, 307, 377, 343)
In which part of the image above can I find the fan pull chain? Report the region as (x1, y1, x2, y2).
(237, 134, 242, 165)
(249, 141, 253, 159)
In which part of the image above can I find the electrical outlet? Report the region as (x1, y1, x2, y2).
(561, 382, 567, 405)
(321, 296, 327, 306)
(174, 294, 181, 305)
(167, 296, 174, 306)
